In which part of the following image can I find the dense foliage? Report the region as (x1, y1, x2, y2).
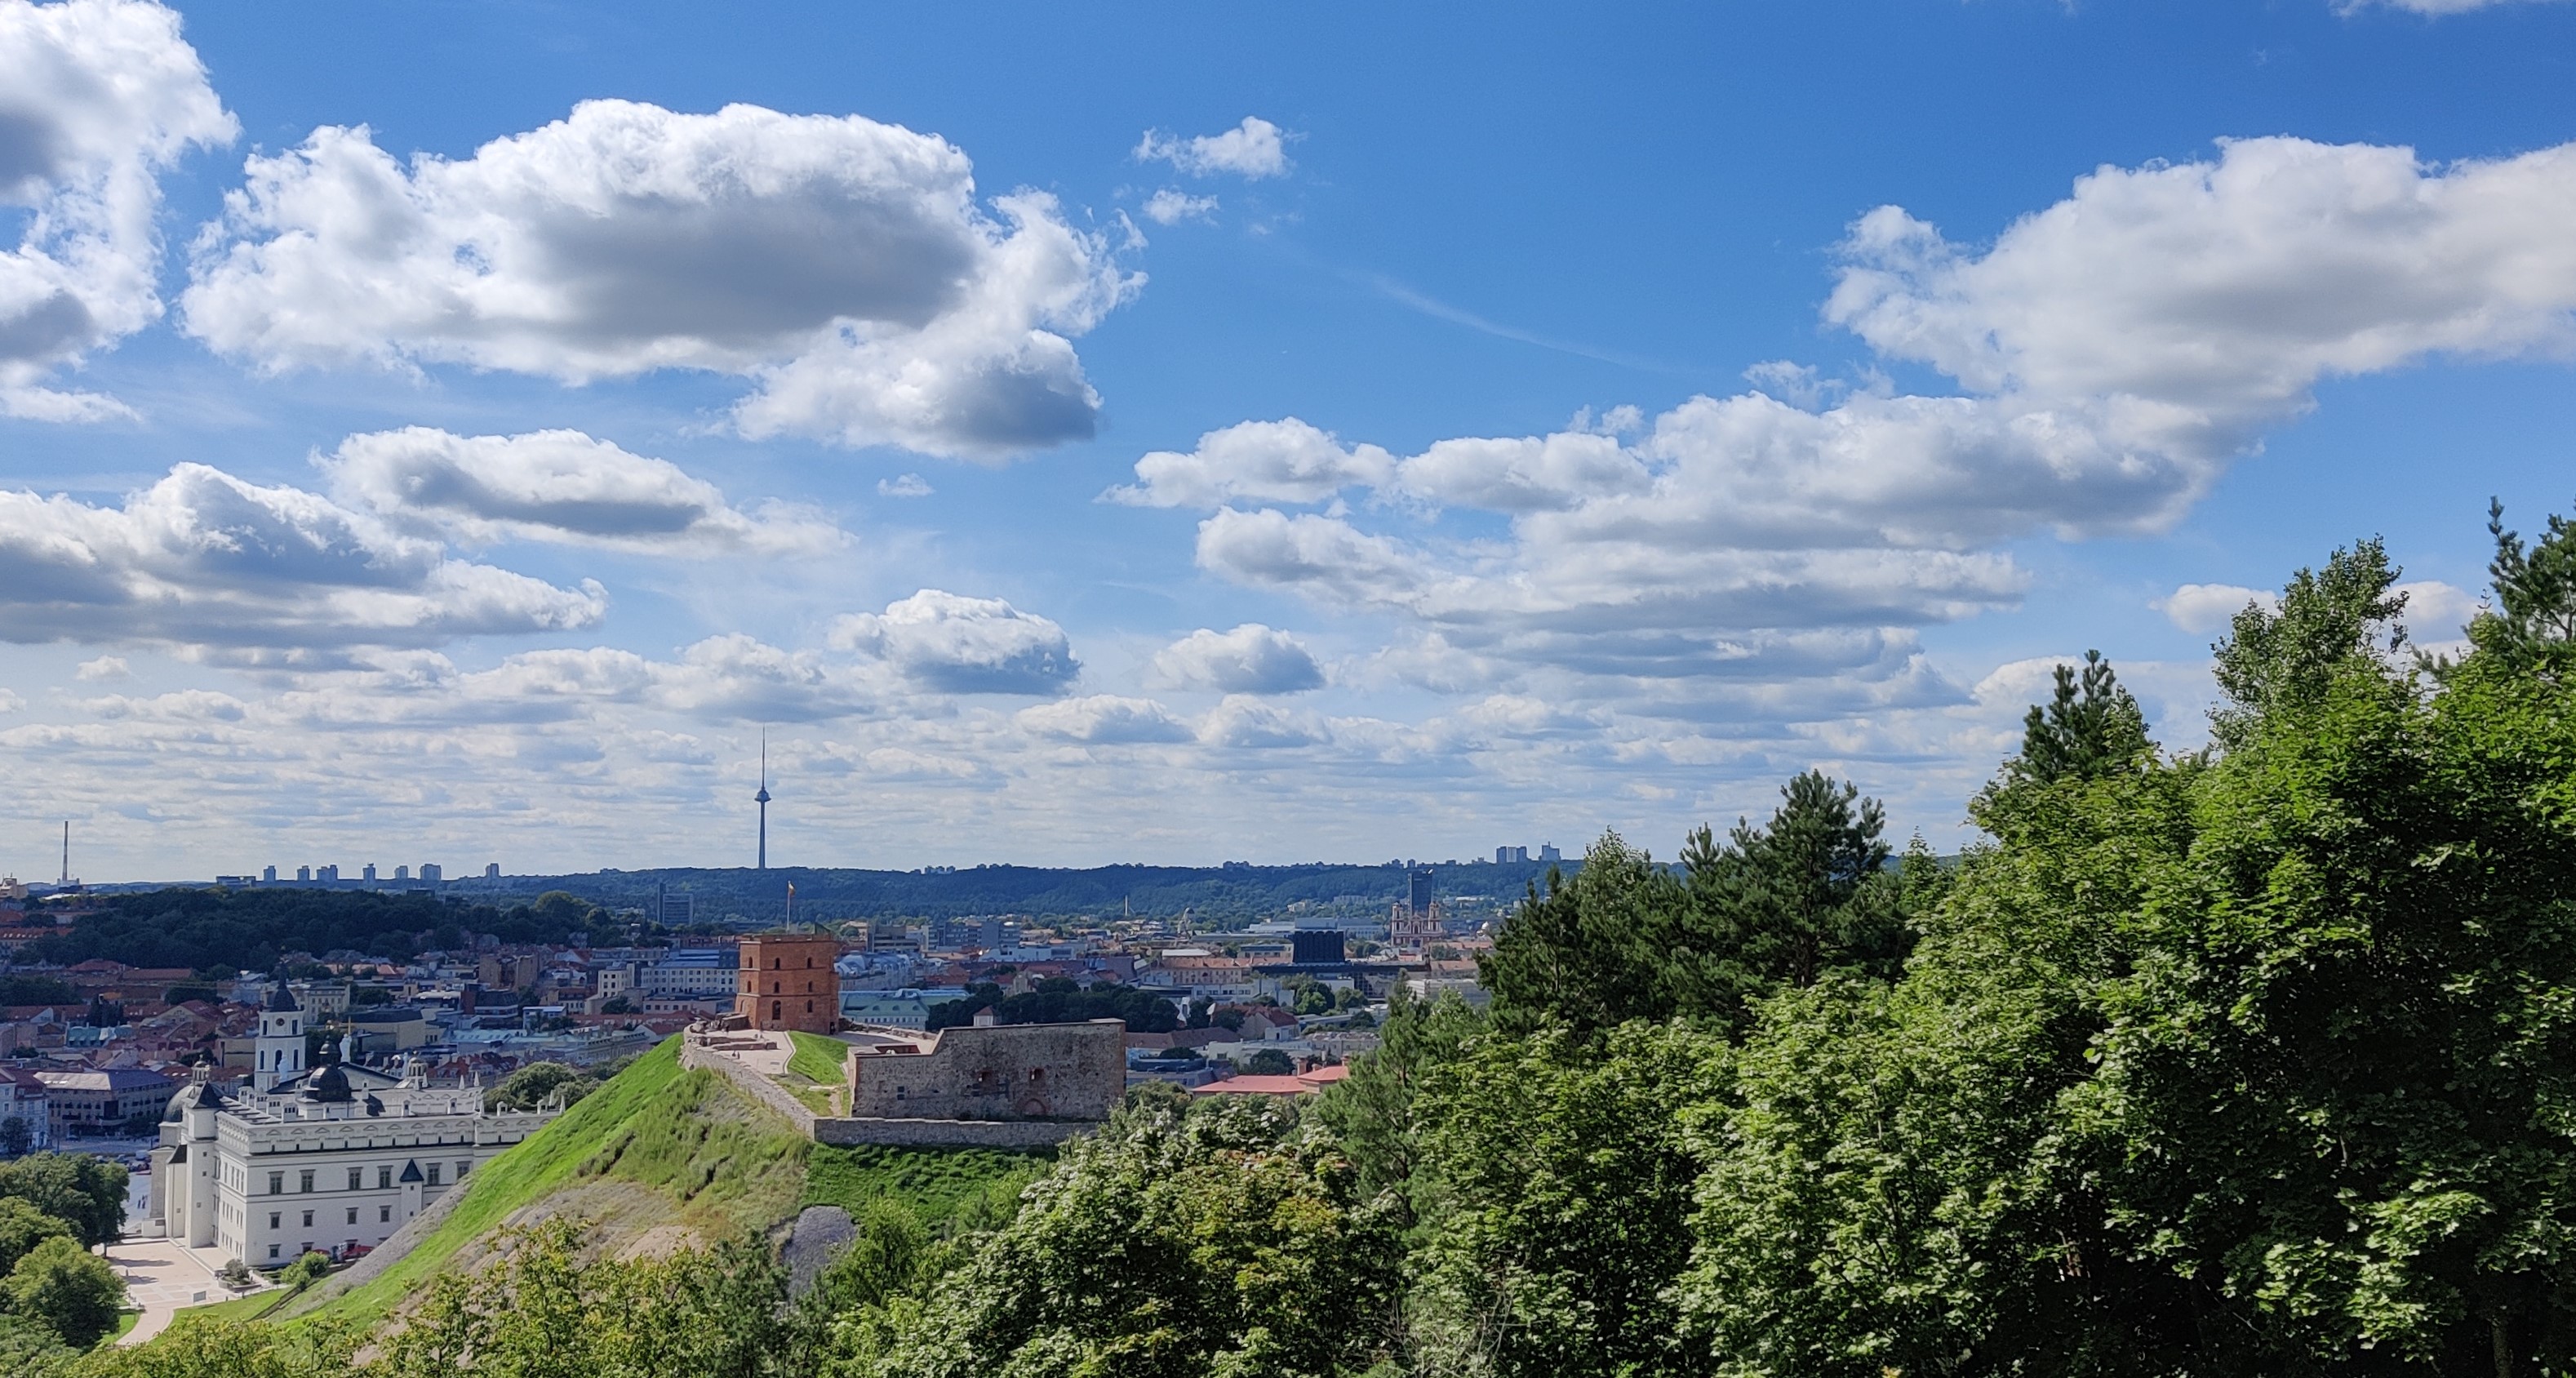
(26, 887, 601, 971)
(927, 977, 1182, 1033)
(0, 1154, 128, 1247)
(81, 505, 2576, 1377)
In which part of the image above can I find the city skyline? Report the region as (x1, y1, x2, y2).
(8, 0, 2576, 878)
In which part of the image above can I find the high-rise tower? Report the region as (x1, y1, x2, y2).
(756, 731, 772, 870)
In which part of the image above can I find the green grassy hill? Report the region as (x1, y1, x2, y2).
(282, 1036, 1050, 1330)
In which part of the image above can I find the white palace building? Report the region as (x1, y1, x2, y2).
(149, 986, 562, 1267)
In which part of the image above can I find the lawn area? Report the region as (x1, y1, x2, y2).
(288, 1035, 812, 1330)
(171, 1288, 286, 1325)
(802, 1143, 1052, 1234)
(786, 1032, 849, 1087)
(779, 1032, 848, 1114)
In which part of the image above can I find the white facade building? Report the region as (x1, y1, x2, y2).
(151, 1036, 559, 1267)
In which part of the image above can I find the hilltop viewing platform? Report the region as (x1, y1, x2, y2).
(680, 1015, 1125, 1149)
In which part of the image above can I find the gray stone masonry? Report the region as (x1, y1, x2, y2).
(681, 1028, 1113, 1149)
(847, 1020, 1126, 1122)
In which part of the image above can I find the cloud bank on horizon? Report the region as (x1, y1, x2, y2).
(0, 0, 2560, 874)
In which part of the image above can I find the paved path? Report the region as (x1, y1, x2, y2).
(708, 1030, 797, 1075)
(105, 1237, 274, 1345)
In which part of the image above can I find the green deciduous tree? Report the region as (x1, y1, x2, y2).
(1312, 989, 1486, 1205)
(0, 1199, 76, 1278)
(864, 1094, 1401, 1378)
(0, 1154, 127, 1247)
(0, 1313, 75, 1377)
(1403, 1020, 1729, 1378)
(6, 1235, 125, 1350)
(1682, 525, 2576, 1377)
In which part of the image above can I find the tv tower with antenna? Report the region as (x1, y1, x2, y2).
(755, 731, 772, 871)
(59, 820, 71, 887)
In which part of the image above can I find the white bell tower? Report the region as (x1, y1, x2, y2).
(252, 985, 305, 1091)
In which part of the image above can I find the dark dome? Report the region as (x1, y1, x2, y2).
(264, 983, 301, 1014)
(165, 1082, 226, 1122)
(302, 1063, 353, 1103)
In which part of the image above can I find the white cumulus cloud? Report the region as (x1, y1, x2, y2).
(2396, 579, 2482, 642)
(876, 473, 933, 498)
(0, 0, 233, 420)
(317, 427, 842, 555)
(1148, 624, 1324, 694)
(1141, 189, 1219, 225)
(1197, 695, 1326, 749)
(183, 100, 1139, 460)
(1135, 117, 1291, 179)
(0, 464, 606, 653)
(2156, 583, 2277, 634)
(828, 589, 1078, 695)
(1134, 134, 2576, 698)
(1107, 418, 1394, 508)
(1828, 136, 2576, 504)
(73, 654, 127, 680)
(1017, 694, 1192, 745)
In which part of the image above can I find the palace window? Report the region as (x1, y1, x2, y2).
(269, 1172, 283, 1195)
(269, 1212, 279, 1229)
(299, 1170, 314, 1194)
(380, 1206, 391, 1223)
(425, 1163, 442, 1186)
(345, 1208, 357, 1225)
(301, 1211, 313, 1228)
(378, 1167, 392, 1189)
(347, 1168, 362, 1191)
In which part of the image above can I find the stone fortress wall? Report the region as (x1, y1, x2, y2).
(682, 1016, 1126, 1149)
(847, 1020, 1126, 1122)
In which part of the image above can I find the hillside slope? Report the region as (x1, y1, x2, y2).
(281, 1037, 1049, 1329)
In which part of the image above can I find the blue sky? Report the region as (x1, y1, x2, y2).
(7, 0, 2576, 880)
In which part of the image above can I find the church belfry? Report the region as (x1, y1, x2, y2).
(252, 984, 305, 1091)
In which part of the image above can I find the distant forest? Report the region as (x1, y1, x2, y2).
(484, 856, 1566, 927)
(19, 888, 597, 973)
(24, 856, 1570, 972)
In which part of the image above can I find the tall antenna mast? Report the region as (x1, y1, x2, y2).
(60, 821, 69, 887)
(755, 730, 771, 871)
